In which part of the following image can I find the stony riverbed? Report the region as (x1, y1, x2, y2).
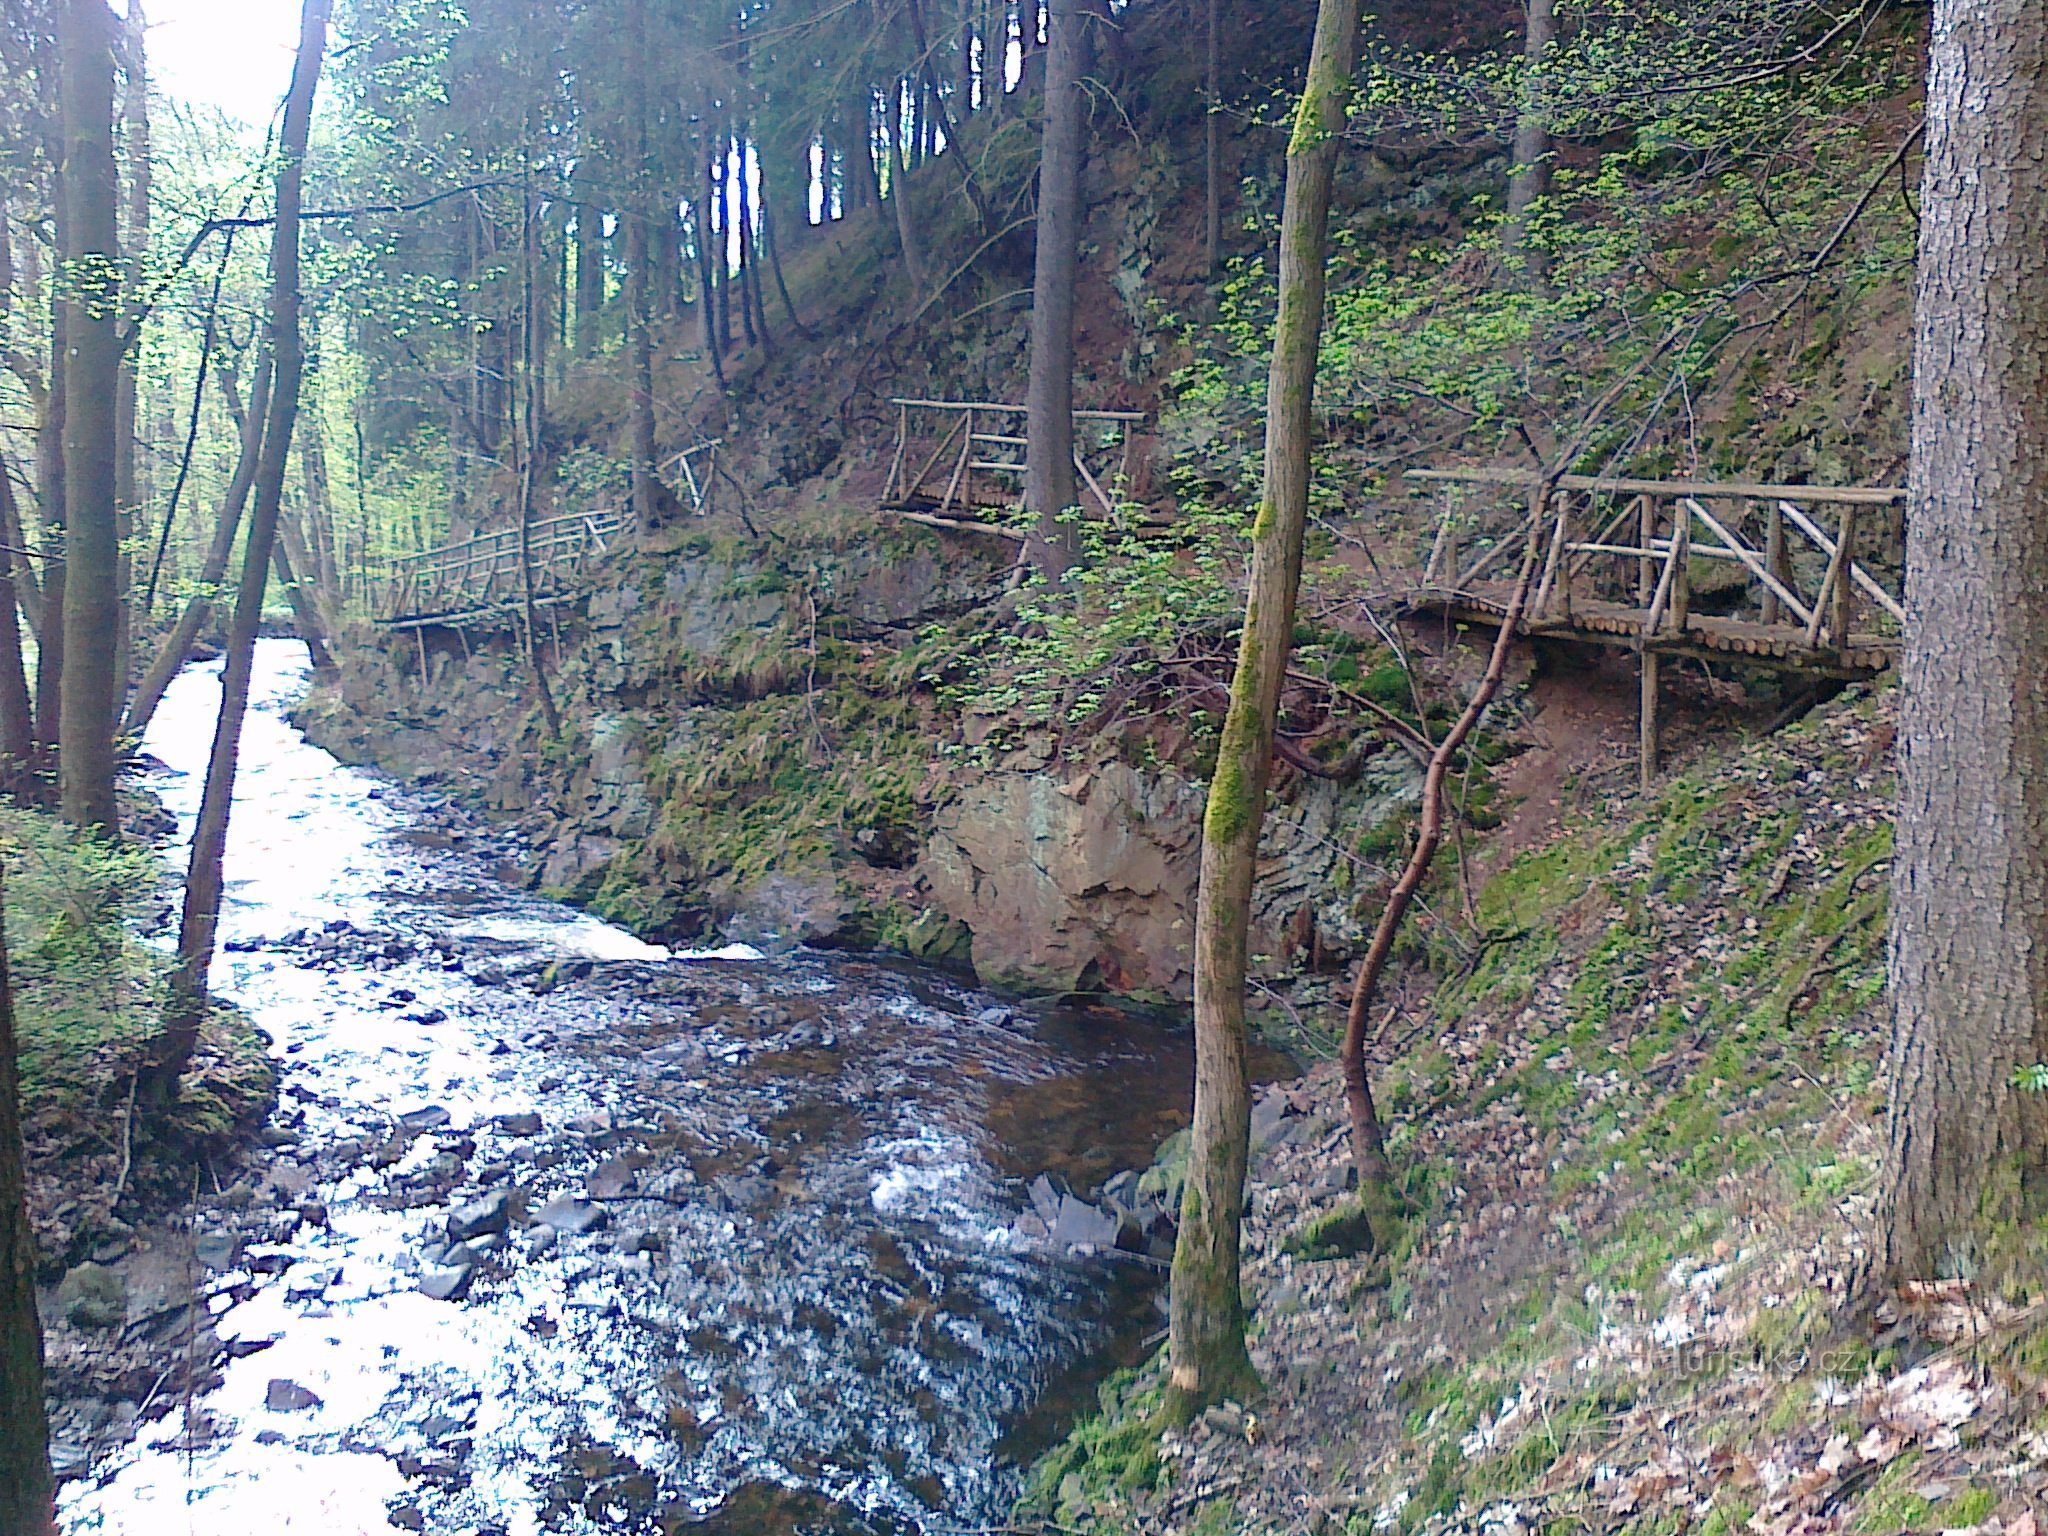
(46, 641, 1288, 1536)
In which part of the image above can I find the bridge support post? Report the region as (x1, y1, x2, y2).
(1639, 646, 1660, 794)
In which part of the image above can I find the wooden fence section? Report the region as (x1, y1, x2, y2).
(1401, 468, 1908, 788)
(880, 398, 1145, 535)
(373, 508, 627, 631)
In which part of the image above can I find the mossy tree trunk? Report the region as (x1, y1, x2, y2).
(149, 0, 329, 1104)
(1878, 0, 2048, 1285)
(1164, 0, 1362, 1424)
(0, 863, 51, 1536)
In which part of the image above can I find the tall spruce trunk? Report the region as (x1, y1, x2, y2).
(1878, 0, 2048, 1285)
(0, 857, 53, 1536)
(573, 184, 604, 356)
(1021, 0, 1087, 578)
(149, 0, 328, 1102)
(1165, 0, 1362, 1422)
(1204, 0, 1221, 275)
(624, 0, 657, 524)
(112, 0, 150, 718)
(125, 352, 269, 738)
(57, 0, 122, 833)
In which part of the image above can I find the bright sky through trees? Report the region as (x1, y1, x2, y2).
(145, 0, 302, 125)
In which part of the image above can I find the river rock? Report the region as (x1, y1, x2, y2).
(497, 1111, 542, 1137)
(399, 1105, 452, 1132)
(1027, 1174, 1061, 1225)
(447, 1190, 514, 1241)
(420, 1266, 475, 1302)
(1051, 1194, 1119, 1253)
(265, 1378, 322, 1412)
(57, 1263, 127, 1329)
(194, 1232, 240, 1271)
(534, 1195, 608, 1235)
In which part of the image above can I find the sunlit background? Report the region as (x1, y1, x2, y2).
(144, 0, 304, 125)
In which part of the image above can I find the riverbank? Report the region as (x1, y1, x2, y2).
(1012, 687, 2048, 1536)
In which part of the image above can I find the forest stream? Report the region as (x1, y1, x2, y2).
(55, 639, 1265, 1536)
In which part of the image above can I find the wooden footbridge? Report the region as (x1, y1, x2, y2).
(881, 398, 1146, 535)
(1401, 467, 1907, 788)
(372, 441, 719, 631)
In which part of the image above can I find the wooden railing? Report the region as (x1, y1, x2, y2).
(1408, 468, 1906, 663)
(373, 507, 626, 630)
(880, 399, 1145, 530)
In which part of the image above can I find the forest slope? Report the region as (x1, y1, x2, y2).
(1022, 683, 2048, 1536)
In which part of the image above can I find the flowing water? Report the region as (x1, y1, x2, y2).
(56, 640, 1257, 1536)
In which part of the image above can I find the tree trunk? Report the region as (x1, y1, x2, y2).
(33, 302, 64, 768)
(57, 0, 123, 834)
(1022, 0, 1088, 578)
(1165, 0, 1362, 1425)
(149, 0, 328, 1103)
(0, 462, 38, 787)
(885, 97, 929, 293)
(1878, 0, 2048, 1285)
(1204, 0, 1222, 275)
(126, 352, 268, 737)
(270, 530, 334, 672)
(689, 201, 728, 388)
(1503, 0, 1554, 280)
(112, 0, 149, 717)
(573, 189, 604, 356)
(625, 0, 657, 524)
(0, 856, 53, 1536)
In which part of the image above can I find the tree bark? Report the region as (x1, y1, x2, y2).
(573, 186, 604, 356)
(1878, 0, 2048, 1285)
(270, 529, 334, 672)
(149, 0, 329, 1102)
(112, 0, 149, 717)
(1503, 0, 1554, 280)
(1022, 0, 1088, 579)
(0, 856, 53, 1536)
(1165, 0, 1361, 1424)
(884, 92, 929, 294)
(125, 352, 269, 738)
(624, 0, 657, 525)
(0, 462, 38, 788)
(57, 0, 123, 834)
(1204, 0, 1222, 276)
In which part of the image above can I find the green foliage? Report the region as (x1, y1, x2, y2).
(0, 807, 165, 1100)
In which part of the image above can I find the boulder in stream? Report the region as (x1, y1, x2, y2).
(534, 1195, 608, 1235)
(447, 1190, 514, 1241)
(419, 1266, 475, 1302)
(264, 1378, 322, 1412)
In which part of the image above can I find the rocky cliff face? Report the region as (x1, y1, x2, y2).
(303, 510, 1416, 1008)
(924, 754, 1416, 1001)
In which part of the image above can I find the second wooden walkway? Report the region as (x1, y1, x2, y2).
(1400, 468, 1907, 788)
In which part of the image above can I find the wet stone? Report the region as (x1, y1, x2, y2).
(420, 1266, 475, 1302)
(1051, 1194, 1120, 1253)
(193, 1233, 239, 1271)
(535, 1195, 608, 1235)
(1027, 1174, 1062, 1225)
(264, 1378, 322, 1413)
(447, 1190, 514, 1242)
(398, 1105, 451, 1132)
(497, 1111, 542, 1137)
